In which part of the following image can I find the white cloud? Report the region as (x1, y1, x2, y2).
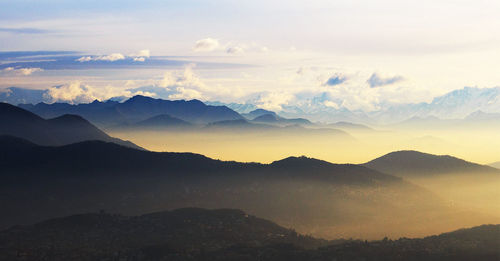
(129, 49, 150, 58)
(76, 53, 125, 62)
(42, 81, 156, 104)
(133, 57, 146, 62)
(226, 46, 245, 54)
(1, 67, 43, 76)
(193, 38, 220, 52)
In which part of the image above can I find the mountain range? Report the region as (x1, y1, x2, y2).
(0, 102, 140, 149)
(3, 86, 500, 124)
(1, 134, 496, 239)
(18, 95, 244, 127)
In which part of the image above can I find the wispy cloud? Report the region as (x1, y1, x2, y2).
(193, 38, 220, 52)
(0, 27, 51, 34)
(367, 73, 404, 88)
(2, 67, 43, 76)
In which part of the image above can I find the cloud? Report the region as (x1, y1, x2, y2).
(251, 91, 295, 111)
(226, 46, 244, 54)
(324, 74, 347, 86)
(43, 81, 156, 104)
(129, 49, 150, 58)
(367, 73, 404, 88)
(129, 49, 150, 62)
(2, 67, 43, 76)
(76, 53, 125, 62)
(76, 50, 150, 62)
(0, 27, 51, 34)
(193, 38, 220, 52)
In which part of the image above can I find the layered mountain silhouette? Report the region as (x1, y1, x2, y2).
(0, 208, 497, 261)
(0, 102, 141, 149)
(19, 95, 244, 127)
(363, 150, 500, 177)
(0, 135, 461, 239)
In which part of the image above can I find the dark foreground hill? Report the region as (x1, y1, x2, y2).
(0, 135, 477, 239)
(0, 102, 141, 149)
(363, 150, 500, 177)
(19, 95, 244, 126)
(0, 208, 497, 261)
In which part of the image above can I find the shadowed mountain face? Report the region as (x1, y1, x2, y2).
(0, 135, 469, 240)
(0, 208, 497, 261)
(251, 113, 312, 126)
(0, 208, 326, 261)
(0, 103, 141, 149)
(19, 95, 244, 127)
(118, 114, 193, 130)
(363, 150, 500, 177)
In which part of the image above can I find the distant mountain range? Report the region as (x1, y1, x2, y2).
(18, 95, 244, 127)
(363, 150, 500, 177)
(0, 102, 140, 149)
(0, 208, 498, 261)
(4, 86, 500, 124)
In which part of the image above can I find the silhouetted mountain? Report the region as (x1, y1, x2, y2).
(20, 95, 244, 127)
(252, 113, 312, 126)
(206, 224, 500, 261)
(0, 103, 141, 149)
(0, 208, 326, 261)
(0, 209, 497, 261)
(0, 135, 456, 240)
(364, 150, 500, 177)
(242, 108, 277, 119)
(116, 114, 193, 130)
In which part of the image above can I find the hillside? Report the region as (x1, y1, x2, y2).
(363, 150, 500, 177)
(0, 209, 497, 261)
(0, 102, 141, 149)
(0, 208, 325, 261)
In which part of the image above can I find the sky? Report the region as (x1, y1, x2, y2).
(1, 0, 500, 111)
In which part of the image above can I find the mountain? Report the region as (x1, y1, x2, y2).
(19, 95, 244, 127)
(0, 87, 46, 105)
(327, 121, 373, 131)
(0, 209, 497, 261)
(207, 224, 500, 261)
(363, 150, 500, 177)
(0, 102, 141, 149)
(489, 161, 500, 169)
(242, 108, 277, 119)
(0, 135, 461, 240)
(0, 208, 326, 261)
(116, 114, 193, 130)
(251, 113, 312, 126)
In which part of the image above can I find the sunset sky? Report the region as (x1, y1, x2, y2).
(1, 0, 500, 111)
